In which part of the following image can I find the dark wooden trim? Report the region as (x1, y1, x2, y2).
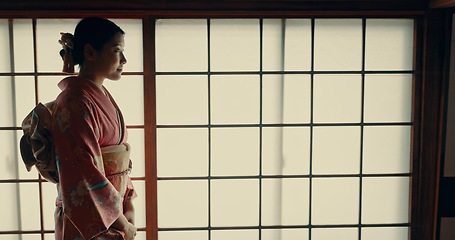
(0, 179, 45, 183)
(142, 16, 158, 240)
(413, 9, 450, 240)
(0, 127, 21, 131)
(411, 15, 425, 240)
(436, 9, 454, 240)
(0, 230, 54, 235)
(0, 10, 425, 19)
(0, 0, 428, 12)
(430, 0, 455, 8)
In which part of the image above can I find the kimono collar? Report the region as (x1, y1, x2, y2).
(58, 76, 107, 97)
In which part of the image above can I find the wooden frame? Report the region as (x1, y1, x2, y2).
(0, 0, 429, 12)
(143, 16, 159, 240)
(431, 0, 455, 8)
(411, 8, 452, 240)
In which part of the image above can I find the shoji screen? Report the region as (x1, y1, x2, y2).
(155, 18, 413, 240)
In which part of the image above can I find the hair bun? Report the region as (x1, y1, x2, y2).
(58, 32, 75, 74)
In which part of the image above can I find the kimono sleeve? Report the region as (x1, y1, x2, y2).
(53, 96, 122, 240)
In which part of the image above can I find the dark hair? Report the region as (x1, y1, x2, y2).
(72, 17, 125, 65)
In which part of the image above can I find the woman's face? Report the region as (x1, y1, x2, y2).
(93, 32, 127, 81)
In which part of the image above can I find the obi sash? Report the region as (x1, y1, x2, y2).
(101, 143, 132, 199)
(20, 101, 58, 183)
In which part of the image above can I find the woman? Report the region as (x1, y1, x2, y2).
(52, 17, 137, 240)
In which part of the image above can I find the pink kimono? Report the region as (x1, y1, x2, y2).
(52, 76, 136, 240)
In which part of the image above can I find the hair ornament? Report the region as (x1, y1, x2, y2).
(59, 32, 75, 74)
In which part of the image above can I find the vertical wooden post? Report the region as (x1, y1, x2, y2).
(143, 16, 158, 240)
(413, 9, 451, 240)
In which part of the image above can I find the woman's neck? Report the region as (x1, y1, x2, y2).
(78, 65, 104, 89)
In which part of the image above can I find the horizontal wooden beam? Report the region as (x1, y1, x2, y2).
(430, 0, 455, 8)
(0, 10, 425, 18)
(0, 0, 428, 12)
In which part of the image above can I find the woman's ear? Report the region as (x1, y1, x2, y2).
(83, 44, 97, 62)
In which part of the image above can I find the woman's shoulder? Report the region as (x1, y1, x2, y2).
(54, 79, 94, 113)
